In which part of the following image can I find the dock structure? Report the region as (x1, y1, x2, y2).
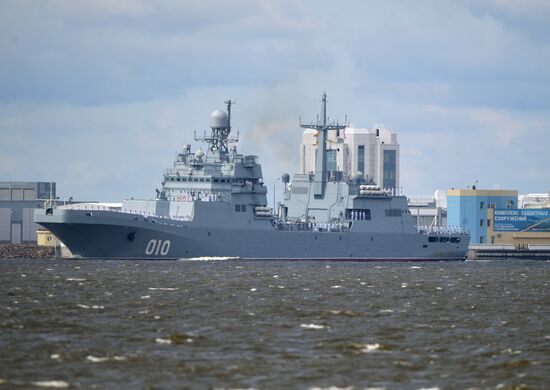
(468, 245, 550, 260)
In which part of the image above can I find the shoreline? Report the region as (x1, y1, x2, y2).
(0, 243, 57, 259)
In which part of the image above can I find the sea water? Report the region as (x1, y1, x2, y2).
(1, 259, 548, 389)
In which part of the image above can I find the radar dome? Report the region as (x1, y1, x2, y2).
(281, 173, 290, 183)
(195, 148, 204, 159)
(351, 174, 363, 185)
(210, 109, 229, 129)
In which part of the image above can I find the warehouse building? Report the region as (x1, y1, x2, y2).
(0, 182, 56, 243)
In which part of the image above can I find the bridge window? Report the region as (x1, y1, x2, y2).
(428, 237, 438, 242)
(385, 209, 402, 217)
(235, 204, 247, 212)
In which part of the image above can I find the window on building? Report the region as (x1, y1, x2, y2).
(487, 219, 491, 227)
(327, 149, 337, 171)
(480, 219, 484, 227)
(241, 205, 246, 212)
(506, 200, 515, 209)
(480, 201, 484, 209)
(357, 145, 365, 173)
(383, 150, 396, 189)
(235, 204, 241, 212)
(480, 236, 484, 243)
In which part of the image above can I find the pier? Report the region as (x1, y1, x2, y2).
(468, 245, 550, 260)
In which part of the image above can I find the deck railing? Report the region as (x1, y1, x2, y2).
(416, 225, 468, 235)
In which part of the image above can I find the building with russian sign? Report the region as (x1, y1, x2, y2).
(487, 205, 550, 248)
(447, 189, 518, 244)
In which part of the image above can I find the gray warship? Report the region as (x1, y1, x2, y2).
(35, 95, 470, 260)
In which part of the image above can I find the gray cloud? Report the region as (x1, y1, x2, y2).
(0, 0, 548, 200)
(0, 0, 328, 104)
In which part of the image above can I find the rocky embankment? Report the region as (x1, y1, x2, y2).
(0, 244, 57, 259)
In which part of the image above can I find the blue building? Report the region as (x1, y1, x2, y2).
(447, 189, 518, 244)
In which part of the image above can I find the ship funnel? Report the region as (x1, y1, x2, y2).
(210, 109, 229, 129)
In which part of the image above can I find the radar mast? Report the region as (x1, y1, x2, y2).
(195, 99, 239, 161)
(300, 93, 346, 198)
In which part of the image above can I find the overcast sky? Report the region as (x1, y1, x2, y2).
(1, 0, 549, 201)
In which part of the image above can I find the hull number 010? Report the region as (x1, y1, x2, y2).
(145, 239, 171, 256)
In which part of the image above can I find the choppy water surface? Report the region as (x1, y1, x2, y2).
(1, 259, 549, 390)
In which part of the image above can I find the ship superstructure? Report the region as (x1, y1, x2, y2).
(282, 94, 419, 235)
(35, 95, 469, 260)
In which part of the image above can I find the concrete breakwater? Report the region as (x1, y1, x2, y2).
(0, 244, 57, 259)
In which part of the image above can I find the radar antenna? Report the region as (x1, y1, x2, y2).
(300, 93, 347, 198)
(194, 99, 239, 160)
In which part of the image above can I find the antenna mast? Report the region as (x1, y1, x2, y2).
(300, 93, 346, 198)
(194, 99, 239, 160)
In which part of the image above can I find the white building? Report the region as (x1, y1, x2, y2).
(519, 193, 550, 209)
(299, 126, 400, 189)
(407, 190, 448, 227)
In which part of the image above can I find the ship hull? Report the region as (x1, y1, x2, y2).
(35, 209, 468, 261)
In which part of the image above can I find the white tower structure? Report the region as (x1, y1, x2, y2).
(299, 125, 400, 190)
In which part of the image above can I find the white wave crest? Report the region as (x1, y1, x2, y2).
(86, 355, 109, 363)
(86, 355, 126, 363)
(148, 287, 179, 291)
(183, 256, 240, 261)
(31, 381, 70, 388)
(300, 323, 327, 330)
(155, 338, 172, 344)
(76, 304, 104, 309)
(360, 343, 381, 353)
